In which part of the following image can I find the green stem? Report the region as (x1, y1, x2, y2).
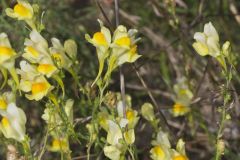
(22, 137, 33, 160)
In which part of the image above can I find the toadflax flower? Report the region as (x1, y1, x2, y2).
(192, 22, 228, 70)
(86, 20, 141, 86)
(5, 0, 37, 29)
(17, 61, 53, 101)
(110, 25, 141, 67)
(0, 33, 16, 69)
(23, 30, 58, 78)
(172, 78, 193, 117)
(0, 33, 19, 86)
(49, 138, 69, 152)
(85, 19, 111, 86)
(5, 0, 34, 21)
(50, 38, 72, 70)
(171, 139, 189, 160)
(150, 131, 172, 160)
(192, 22, 220, 57)
(0, 101, 27, 142)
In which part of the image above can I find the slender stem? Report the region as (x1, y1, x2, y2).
(114, 0, 119, 27)
(22, 137, 33, 160)
(215, 69, 232, 160)
(38, 127, 49, 160)
(114, 0, 127, 118)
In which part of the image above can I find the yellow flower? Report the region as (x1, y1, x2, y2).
(171, 139, 188, 160)
(37, 63, 57, 78)
(111, 25, 141, 66)
(104, 145, 121, 160)
(18, 62, 53, 101)
(115, 36, 131, 47)
(23, 30, 51, 64)
(49, 138, 68, 152)
(193, 22, 220, 57)
(25, 77, 53, 101)
(124, 129, 135, 145)
(50, 38, 72, 70)
(172, 155, 188, 160)
(151, 146, 165, 158)
(5, 0, 33, 20)
(0, 33, 16, 69)
(85, 20, 111, 48)
(93, 32, 108, 46)
(172, 103, 190, 117)
(0, 98, 7, 110)
(85, 19, 111, 86)
(0, 103, 27, 142)
(172, 77, 193, 117)
(126, 109, 139, 128)
(0, 92, 15, 111)
(98, 111, 109, 131)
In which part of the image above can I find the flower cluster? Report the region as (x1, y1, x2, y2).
(96, 94, 139, 160)
(3, 1, 78, 101)
(85, 20, 141, 86)
(141, 102, 189, 160)
(150, 131, 188, 160)
(0, 0, 78, 155)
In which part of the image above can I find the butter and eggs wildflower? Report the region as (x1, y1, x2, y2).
(0, 33, 19, 87)
(85, 20, 141, 86)
(192, 22, 231, 70)
(5, 0, 38, 30)
(150, 131, 171, 160)
(172, 78, 193, 117)
(101, 98, 138, 160)
(5, 0, 34, 21)
(0, 33, 16, 69)
(17, 61, 53, 101)
(150, 131, 189, 160)
(49, 138, 69, 152)
(0, 95, 27, 142)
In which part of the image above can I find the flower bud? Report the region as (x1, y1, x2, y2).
(64, 39, 77, 59)
(141, 103, 155, 121)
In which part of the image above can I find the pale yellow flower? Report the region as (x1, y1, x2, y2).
(17, 61, 53, 101)
(172, 155, 188, 160)
(172, 103, 190, 117)
(111, 25, 141, 66)
(49, 138, 68, 152)
(172, 78, 193, 117)
(150, 145, 171, 160)
(85, 19, 111, 85)
(0, 103, 26, 142)
(5, 0, 34, 21)
(104, 145, 121, 160)
(0, 33, 16, 69)
(25, 77, 53, 101)
(126, 109, 139, 129)
(193, 22, 220, 57)
(0, 92, 15, 110)
(23, 30, 50, 63)
(150, 131, 172, 160)
(50, 38, 72, 69)
(171, 139, 189, 160)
